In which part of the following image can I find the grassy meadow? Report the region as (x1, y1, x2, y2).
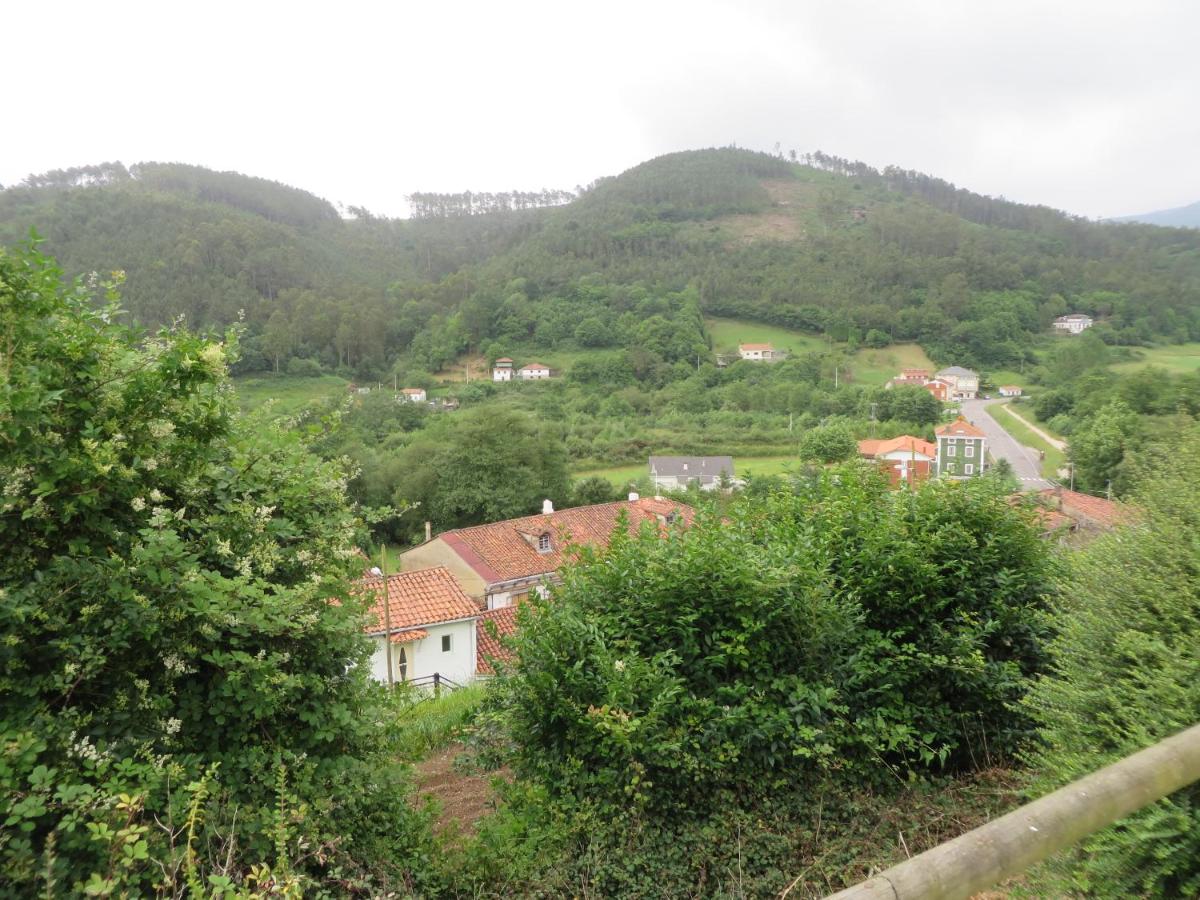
(234, 374, 349, 413)
(846, 343, 937, 385)
(704, 317, 827, 356)
(1109, 342, 1200, 374)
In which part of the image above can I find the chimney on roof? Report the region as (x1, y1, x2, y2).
(628, 491, 640, 502)
(542, 499, 554, 515)
(424, 521, 432, 542)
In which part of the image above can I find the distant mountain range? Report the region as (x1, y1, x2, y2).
(1111, 200, 1200, 229)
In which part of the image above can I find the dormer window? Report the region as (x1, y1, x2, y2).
(537, 533, 551, 553)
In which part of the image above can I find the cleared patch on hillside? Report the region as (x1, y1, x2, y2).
(413, 744, 510, 839)
(705, 317, 827, 356)
(848, 344, 938, 386)
(716, 178, 825, 244)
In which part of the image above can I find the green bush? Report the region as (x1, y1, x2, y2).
(0, 244, 431, 894)
(1024, 425, 1200, 897)
(285, 355, 323, 377)
(490, 468, 1053, 812)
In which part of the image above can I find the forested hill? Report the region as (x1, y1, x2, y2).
(5, 150, 1200, 375)
(1112, 199, 1200, 229)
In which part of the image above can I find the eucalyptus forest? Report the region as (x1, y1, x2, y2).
(4, 148, 1200, 897)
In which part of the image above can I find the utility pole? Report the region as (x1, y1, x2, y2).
(834, 366, 839, 389)
(381, 545, 393, 689)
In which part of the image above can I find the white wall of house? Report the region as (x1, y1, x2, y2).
(402, 389, 427, 403)
(368, 618, 479, 686)
(519, 367, 550, 380)
(492, 368, 512, 382)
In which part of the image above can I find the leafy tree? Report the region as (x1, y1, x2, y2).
(392, 406, 571, 535)
(798, 422, 857, 462)
(1024, 426, 1200, 897)
(1068, 400, 1142, 494)
(0, 244, 429, 892)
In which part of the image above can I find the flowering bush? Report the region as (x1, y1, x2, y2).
(0, 244, 430, 894)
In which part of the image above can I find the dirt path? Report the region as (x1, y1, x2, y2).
(999, 403, 1067, 451)
(413, 744, 509, 838)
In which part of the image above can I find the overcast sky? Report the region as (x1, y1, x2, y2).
(5, 0, 1197, 220)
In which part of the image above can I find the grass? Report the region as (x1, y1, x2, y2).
(985, 369, 1033, 392)
(1109, 342, 1200, 374)
(704, 317, 827, 356)
(847, 343, 938, 386)
(434, 346, 619, 382)
(233, 374, 348, 413)
(393, 683, 488, 762)
(993, 403, 1066, 479)
(574, 454, 800, 487)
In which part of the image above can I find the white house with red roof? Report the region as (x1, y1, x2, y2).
(738, 342, 777, 361)
(359, 566, 481, 686)
(400, 496, 695, 610)
(518, 362, 551, 380)
(492, 358, 514, 382)
(858, 435, 937, 487)
(400, 387, 427, 403)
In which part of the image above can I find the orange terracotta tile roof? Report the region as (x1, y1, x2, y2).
(936, 416, 987, 439)
(401, 387, 425, 395)
(439, 498, 695, 584)
(860, 435, 937, 458)
(520, 362, 549, 370)
(476, 606, 520, 675)
(358, 566, 481, 635)
(739, 342, 773, 351)
(389, 629, 428, 643)
(494, 357, 514, 363)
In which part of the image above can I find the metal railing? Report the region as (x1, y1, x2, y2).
(404, 672, 464, 696)
(824, 722, 1200, 900)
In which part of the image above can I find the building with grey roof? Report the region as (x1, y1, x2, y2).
(648, 456, 736, 491)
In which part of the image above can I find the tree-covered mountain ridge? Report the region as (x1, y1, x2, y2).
(4, 148, 1200, 375)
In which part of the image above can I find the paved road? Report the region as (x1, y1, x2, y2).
(960, 398, 1055, 492)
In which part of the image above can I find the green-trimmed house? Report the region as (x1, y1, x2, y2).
(935, 416, 987, 478)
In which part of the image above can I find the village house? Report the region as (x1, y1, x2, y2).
(359, 566, 482, 687)
(400, 387, 427, 403)
(924, 378, 952, 402)
(998, 385, 1023, 397)
(399, 496, 695, 610)
(935, 416, 987, 478)
(857, 436, 937, 487)
(934, 366, 980, 400)
(648, 456, 736, 491)
(1054, 314, 1094, 335)
(492, 358, 514, 382)
(518, 362, 551, 380)
(738, 342, 778, 361)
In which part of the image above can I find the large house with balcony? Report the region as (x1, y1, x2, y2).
(1054, 314, 1094, 335)
(934, 416, 987, 478)
(934, 367, 980, 401)
(399, 496, 695, 610)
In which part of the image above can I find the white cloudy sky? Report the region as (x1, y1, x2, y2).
(4, 0, 1197, 219)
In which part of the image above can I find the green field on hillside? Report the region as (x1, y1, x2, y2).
(434, 346, 619, 382)
(575, 454, 800, 487)
(234, 374, 349, 413)
(704, 318, 827, 355)
(1109, 343, 1200, 374)
(847, 343, 938, 385)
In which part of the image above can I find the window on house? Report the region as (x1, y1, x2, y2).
(441, 635, 451, 653)
(537, 533, 551, 553)
(965, 444, 975, 458)
(965, 463, 974, 475)
(946, 443, 956, 456)
(397, 647, 407, 681)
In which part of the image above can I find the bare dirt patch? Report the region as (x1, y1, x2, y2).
(413, 744, 510, 839)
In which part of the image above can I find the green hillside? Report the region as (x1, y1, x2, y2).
(6, 148, 1200, 384)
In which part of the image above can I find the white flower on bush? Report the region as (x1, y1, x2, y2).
(162, 717, 182, 736)
(131, 497, 146, 512)
(143, 457, 159, 471)
(614, 659, 626, 672)
(215, 537, 233, 557)
(149, 507, 171, 528)
(149, 488, 166, 503)
(148, 420, 175, 439)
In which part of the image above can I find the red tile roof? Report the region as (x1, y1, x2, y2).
(1037, 488, 1125, 528)
(520, 363, 549, 370)
(739, 343, 774, 351)
(859, 435, 936, 459)
(358, 566, 481, 635)
(389, 629, 428, 643)
(476, 606, 520, 675)
(936, 416, 987, 439)
(439, 498, 695, 584)
(494, 357, 514, 363)
(401, 387, 425, 395)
